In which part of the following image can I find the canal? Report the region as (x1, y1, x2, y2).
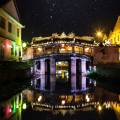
(0, 74, 120, 120)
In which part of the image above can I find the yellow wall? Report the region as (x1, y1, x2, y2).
(109, 16, 120, 45)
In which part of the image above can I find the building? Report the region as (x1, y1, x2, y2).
(0, 0, 24, 61)
(109, 16, 120, 45)
(93, 46, 120, 64)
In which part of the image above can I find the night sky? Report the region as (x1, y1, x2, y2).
(2, 0, 120, 42)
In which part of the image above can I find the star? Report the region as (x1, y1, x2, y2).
(50, 16, 53, 19)
(52, 3, 56, 7)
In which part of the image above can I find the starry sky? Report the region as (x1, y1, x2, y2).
(2, 0, 120, 41)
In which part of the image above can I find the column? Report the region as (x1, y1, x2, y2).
(71, 57, 76, 91)
(50, 75, 56, 92)
(81, 59, 86, 75)
(40, 58, 45, 75)
(71, 75, 76, 92)
(40, 75, 45, 90)
(50, 58, 56, 75)
(81, 59, 87, 91)
(81, 75, 87, 91)
(50, 58, 56, 91)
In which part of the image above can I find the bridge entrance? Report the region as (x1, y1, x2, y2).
(56, 61, 69, 80)
(56, 61, 70, 91)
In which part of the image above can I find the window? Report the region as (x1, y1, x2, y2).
(8, 22, 12, 33)
(0, 16, 6, 29)
(17, 28, 20, 37)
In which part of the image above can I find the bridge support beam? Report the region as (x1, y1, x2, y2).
(40, 59, 45, 75)
(50, 58, 56, 91)
(81, 59, 87, 91)
(71, 57, 76, 91)
(41, 75, 45, 90)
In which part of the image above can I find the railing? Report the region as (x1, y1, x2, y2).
(33, 47, 93, 59)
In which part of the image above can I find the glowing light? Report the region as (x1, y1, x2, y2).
(58, 70, 62, 74)
(85, 94, 90, 102)
(23, 103, 27, 110)
(106, 103, 111, 109)
(98, 105, 102, 111)
(96, 31, 103, 38)
(61, 100, 65, 105)
(85, 47, 89, 52)
(38, 47, 42, 51)
(60, 32, 67, 38)
(22, 42, 27, 48)
(67, 46, 72, 51)
(38, 96, 42, 102)
(58, 62, 62, 65)
(61, 44, 65, 47)
(8, 108, 12, 113)
(16, 104, 19, 108)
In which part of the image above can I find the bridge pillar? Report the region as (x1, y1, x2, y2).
(81, 59, 87, 91)
(50, 58, 56, 91)
(71, 57, 76, 91)
(40, 75, 45, 90)
(50, 75, 56, 92)
(50, 58, 56, 74)
(40, 58, 45, 75)
(71, 75, 76, 92)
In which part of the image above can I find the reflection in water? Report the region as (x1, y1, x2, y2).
(0, 75, 120, 120)
(32, 74, 89, 93)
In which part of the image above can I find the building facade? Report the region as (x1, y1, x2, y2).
(0, 0, 24, 61)
(109, 16, 120, 45)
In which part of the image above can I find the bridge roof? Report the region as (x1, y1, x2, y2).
(32, 33, 94, 42)
(32, 33, 94, 47)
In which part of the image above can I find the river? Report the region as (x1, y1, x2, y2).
(0, 74, 120, 120)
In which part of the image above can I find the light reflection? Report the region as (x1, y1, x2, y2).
(1, 74, 120, 120)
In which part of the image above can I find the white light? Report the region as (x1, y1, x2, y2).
(38, 96, 42, 102)
(86, 94, 89, 99)
(22, 42, 27, 48)
(58, 70, 62, 74)
(61, 44, 65, 47)
(86, 98, 90, 102)
(61, 100, 65, 105)
(58, 62, 62, 65)
(85, 47, 89, 52)
(16, 104, 19, 108)
(23, 103, 27, 110)
(85, 94, 90, 102)
(38, 48, 42, 51)
(98, 105, 102, 111)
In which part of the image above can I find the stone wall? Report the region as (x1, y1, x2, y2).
(93, 46, 119, 64)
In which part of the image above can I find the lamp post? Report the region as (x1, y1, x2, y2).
(96, 31, 103, 41)
(95, 30, 104, 46)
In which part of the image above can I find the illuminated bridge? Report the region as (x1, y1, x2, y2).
(31, 33, 95, 93)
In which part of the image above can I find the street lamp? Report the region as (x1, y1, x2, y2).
(96, 31, 103, 38)
(95, 30, 104, 45)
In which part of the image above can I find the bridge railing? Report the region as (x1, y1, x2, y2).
(33, 46, 93, 58)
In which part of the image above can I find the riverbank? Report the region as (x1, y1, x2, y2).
(96, 63, 120, 80)
(88, 63, 120, 93)
(0, 60, 33, 81)
(0, 78, 31, 102)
